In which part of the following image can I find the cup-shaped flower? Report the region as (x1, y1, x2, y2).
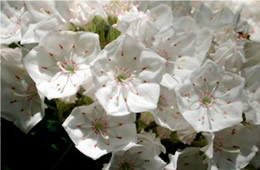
(166, 148, 207, 170)
(201, 124, 258, 170)
(0, 1, 25, 44)
(1, 52, 45, 133)
(150, 86, 191, 131)
(24, 31, 100, 99)
(177, 60, 245, 132)
(62, 102, 137, 160)
(102, 131, 166, 170)
(91, 35, 165, 116)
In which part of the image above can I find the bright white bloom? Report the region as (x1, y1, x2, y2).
(56, 0, 107, 26)
(201, 124, 258, 170)
(24, 31, 100, 99)
(151, 16, 212, 89)
(20, 1, 106, 44)
(91, 35, 165, 116)
(114, 6, 158, 48)
(0, 1, 25, 44)
(102, 131, 166, 170)
(62, 102, 137, 160)
(211, 39, 247, 73)
(20, 1, 57, 44)
(102, 0, 137, 17)
(177, 60, 245, 132)
(147, 4, 173, 30)
(137, 131, 166, 155)
(166, 148, 207, 170)
(150, 86, 191, 131)
(193, 3, 236, 30)
(1, 48, 45, 133)
(241, 65, 260, 124)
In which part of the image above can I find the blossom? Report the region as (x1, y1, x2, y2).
(62, 102, 137, 160)
(150, 86, 191, 131)
(1, 48, 45, 133)
(211, 39, 247, 73)
(91, 35, 165, 116)
(0, 1, 25, 44)
(24, 31, 100, 99)
(177, 60, 245, 132)
(137, 131, 166, 155)
(166, 148, 207, 170)
(102, 131, 166, 170)
(20, 0, 57, 44)
(201, 124, 258, 170)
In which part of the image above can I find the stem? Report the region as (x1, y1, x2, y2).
(50, 143, 74, 170)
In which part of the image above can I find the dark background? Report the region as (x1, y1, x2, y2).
(1, 112, 111, 170)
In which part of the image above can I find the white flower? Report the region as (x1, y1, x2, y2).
(150, 86, 191, 132)
(20, 0, 57, 44)
(102, 0, 137, 17)
(0, 1, 26, 44)
(1, 48, 45, 133)
(137, 131, 166, 155)
(201, 124, 259, 170)
(24, 31, 100, 99)
(102, 131, 166, 170)
(91, 35, 165, 116)
(56, 0, 106, 27)
(114, 6, 158, 48)
(166, 148, 207, 170)
(151, 16, 212, 89)
(210, 39, 247, 72)
(193, 3, 236, 30)
(177, 60, 245, 132)
(62, 102, 137, 160)
(241, 65, 260, 125)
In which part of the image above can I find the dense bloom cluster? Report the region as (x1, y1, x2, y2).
(1, 0, 260, 170)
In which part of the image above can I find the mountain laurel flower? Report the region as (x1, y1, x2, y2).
(150, 86, 191, 131)
(211, 39, 247, 72)
(62, 102, 137, 160)
(91, 35, 165, 116)
(177, 60, 245, 132)
(0, 1, 25, 44)
(1, 54, 45, 133)
(201, 125, 258, 170)
(102, 131, 166, 170)
(24, 31, 100, 99)
(166, 148, 207, 170)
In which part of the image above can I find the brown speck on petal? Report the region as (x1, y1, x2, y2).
(59, 44, 63, 49)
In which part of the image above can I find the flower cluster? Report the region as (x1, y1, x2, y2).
(1, 1, 260, 170)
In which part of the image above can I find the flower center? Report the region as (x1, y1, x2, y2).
(199, 93, 216, 108)
(202, 96, 212, 105)
(117, 73, 126, 82)
(94, 122, 104, 132)
(91, 117, 108, 136)
(119, 159, 135, 170)
(56, 60, 77, 74)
